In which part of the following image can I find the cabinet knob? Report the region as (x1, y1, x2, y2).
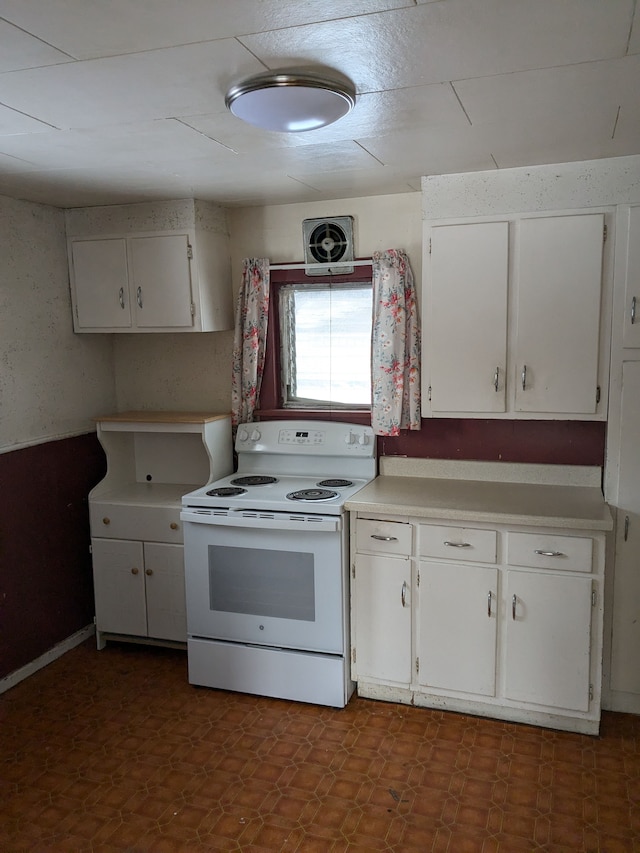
(102, 517, 110, 525)
(131, 567, 139, 575)
(145, 569, 153, 576)
(170, 522, 179, 530)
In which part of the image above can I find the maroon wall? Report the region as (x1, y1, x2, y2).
(380, 419, 606, 467)
(0, 433, 106, 680)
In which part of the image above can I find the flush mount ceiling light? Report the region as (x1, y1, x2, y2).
(225, 70, 356, 133)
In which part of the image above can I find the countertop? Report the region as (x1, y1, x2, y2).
(94, 411, 230, 424)
(345, 458, 613, 531)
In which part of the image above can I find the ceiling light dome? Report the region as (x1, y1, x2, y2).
(225, 70, 356, 133)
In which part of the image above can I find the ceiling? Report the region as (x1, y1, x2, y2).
(0, 0, 638, 210)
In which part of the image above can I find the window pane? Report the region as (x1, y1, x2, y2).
(283, 285, 372, 407)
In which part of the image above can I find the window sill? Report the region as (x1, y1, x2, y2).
(255, 408, 372, 426)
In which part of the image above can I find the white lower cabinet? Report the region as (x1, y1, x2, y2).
(504, 570, 592, 712)
(351, 513, 605, 733)
(89, 412, 233, 650)
(352, 518, 412, 689)
(353, 554, 412, 686)
(92, 539, 186, 647)
(418, 562, 498, 697)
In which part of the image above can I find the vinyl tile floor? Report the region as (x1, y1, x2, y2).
(1, 640, 639, 852)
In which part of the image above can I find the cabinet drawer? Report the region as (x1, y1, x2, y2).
(356, 519, 412, 556)
(507, 532, 592, 573)
(90, 502, 183, 543)
(419, 524, 497, 563)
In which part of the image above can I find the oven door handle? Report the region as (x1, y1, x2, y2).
(180, 509, 341, 532)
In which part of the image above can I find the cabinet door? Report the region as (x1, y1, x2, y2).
(91, 538, 147, 636)
(143, 543, 186, 642)
(418, 562, 497, 697)
(622, 207, 640, 348)
(505, 570, 592, 711)
(427, 222, 508, 413)
(610, 361, 640, 695)
(353, 554, 412, 685)
(130, 234, 194, 328)
(514, 214, 604, 414)
(71, 238, 131, 329)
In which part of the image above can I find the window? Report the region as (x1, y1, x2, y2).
(259, 266, 373, 415)
(280, 282, 372, 408)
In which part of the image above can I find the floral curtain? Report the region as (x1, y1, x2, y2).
(230, 258, 270, 428)
(371, 249, 421, 436)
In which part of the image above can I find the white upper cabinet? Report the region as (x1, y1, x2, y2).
(622, 206, 640, 349)
(423, 211, 610, 419)
(428, 221, 508, 413)
(513, 214, 604, 414)
(67, 199, 233, 333)
(129, 234, 195, 329)
(70, 237, 131, 329)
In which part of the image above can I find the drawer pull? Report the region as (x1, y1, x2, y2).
(534, 549, 566, 558)
(444, 541, 471, 548)
(487, 590, 492, 618)
(102, 517, 110, 525)
(512, 594, 517, 620)
(371, 534, 398, 542)
(401, 581, 407, 608)
(131, 567, 139, 575)
(170, 522, 179, 530)
(145, 568, 153, 576)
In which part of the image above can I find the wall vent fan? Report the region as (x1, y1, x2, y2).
(302, 216, 354, 275)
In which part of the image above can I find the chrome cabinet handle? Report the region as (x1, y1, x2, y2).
(444, 541, 471, 548)
(118, 286, 125, 309)
(512, 594, 517, 620)
(371, 534, 398, 541)
(137, 286, 143, 308)
(632, 296, 637, 325)
(401, 581, 407, 608)
(494, 367, 500, 392)
(534, 549, 565, 557)
(487, 591, 492, 618)
(521, 364, 527, 391)
(624, 515, 630, 542)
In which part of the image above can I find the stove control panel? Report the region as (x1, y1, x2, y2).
(278, 428, 325, 446)
(234, 420, 375, 458)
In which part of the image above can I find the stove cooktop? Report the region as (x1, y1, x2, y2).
(182, 473, 371, 515)
(182, 420, 377, 515)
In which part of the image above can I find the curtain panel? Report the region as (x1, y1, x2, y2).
(230, 258, 270, 427)
(371, 249, 421, 436)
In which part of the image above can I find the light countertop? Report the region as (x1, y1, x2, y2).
(94, 411, 230, 424)
(346, 459, 613, 531)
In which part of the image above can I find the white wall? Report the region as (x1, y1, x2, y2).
(108, 192, 422, 413)
(228, 193, 423, 290)
(0, 195, 115, 451)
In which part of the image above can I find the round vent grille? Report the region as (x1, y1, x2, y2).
(308, 221, 349, 263)
(302, 216, 354, 274)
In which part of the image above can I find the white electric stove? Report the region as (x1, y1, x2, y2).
(180, 420, 376, 707)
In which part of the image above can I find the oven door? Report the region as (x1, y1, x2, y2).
(181, 509, 346, 654)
